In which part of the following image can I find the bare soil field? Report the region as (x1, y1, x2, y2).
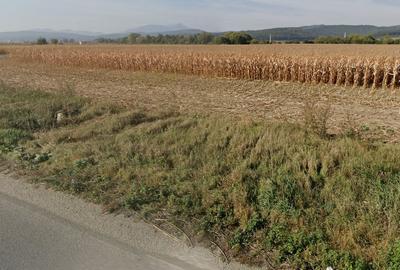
(1, 56, 400, 142)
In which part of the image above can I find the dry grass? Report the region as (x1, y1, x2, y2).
(2, 44, 400, 89)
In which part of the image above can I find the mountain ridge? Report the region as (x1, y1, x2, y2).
(2, 24, 400, 43)
(245, 24, 400, 41)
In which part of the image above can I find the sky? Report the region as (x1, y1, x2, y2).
(1, 0, 400, 33)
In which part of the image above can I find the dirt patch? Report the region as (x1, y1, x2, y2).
(1, 57, 400, 142)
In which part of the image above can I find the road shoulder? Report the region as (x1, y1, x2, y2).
(0, 168, 253, 270)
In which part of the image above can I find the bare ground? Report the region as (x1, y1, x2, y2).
(1, 57, 400, 142)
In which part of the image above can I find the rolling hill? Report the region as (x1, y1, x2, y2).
(246, 25, 400, 41)
(2, 24, 400, 43)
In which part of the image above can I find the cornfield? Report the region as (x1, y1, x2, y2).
(3, 44, 400, 89)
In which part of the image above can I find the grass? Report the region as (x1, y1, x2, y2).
(1, 84, 400, 269)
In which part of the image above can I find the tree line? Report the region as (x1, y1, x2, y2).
(96, 32, 257, 45)
(36, 37, 78, 45)
(315, 34, 400, 44)
(36, 33, 400, 45)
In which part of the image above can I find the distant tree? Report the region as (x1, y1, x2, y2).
(96, 37, 117, 43)
(195, 32, 214, 44)
(212, 32, 255, 45)
(213, 36, 230, 44)
(50, 38, 59, 45)
(223, 32, 254, 44)
(230, 32, 253, 44)
(315, 34, 380, 44)
(346, 34, 376, 44)
(315, 36, 345, 44)
(37, 37, 48, 45)
(61, 38, 76, 44)
(93, 32, 256, 45)
(381, 35, 396, 44)
(127, 33, 140, 44)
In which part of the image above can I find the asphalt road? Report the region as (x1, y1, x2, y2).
(0, 192, 207, 270)
(0, 171, 254, 270)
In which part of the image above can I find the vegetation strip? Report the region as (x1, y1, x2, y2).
(1, 84, 400, 269)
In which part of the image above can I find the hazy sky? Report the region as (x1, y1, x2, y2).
(1, 0, 400, 33)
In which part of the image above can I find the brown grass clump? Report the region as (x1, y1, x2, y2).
(303, 102, 332, 137)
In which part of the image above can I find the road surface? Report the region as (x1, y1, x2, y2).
(0, 170, 253, 270)
(0, 192, 200, 270)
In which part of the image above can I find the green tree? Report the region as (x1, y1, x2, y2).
(213, 36, 230, 44)
(382, 35, 395, 44)
(37, 37, 48, 45)
(315, 36, 344, 44)
(50, 39, 59, 45)
(213, 32, 255, 44)
(127, 33, 140, 44)
(224, 32, 254, 44)
(195, 32, 214, 44)
(347, 34, 376, 44)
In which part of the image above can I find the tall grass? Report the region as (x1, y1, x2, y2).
(2, 84, 400, 269)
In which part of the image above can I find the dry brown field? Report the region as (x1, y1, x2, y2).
(2, 44, 400, 142)
(3, 44, 400, 89)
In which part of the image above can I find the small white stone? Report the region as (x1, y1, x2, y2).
(326, 267, 334, 270)
(56, 112, 64, 123)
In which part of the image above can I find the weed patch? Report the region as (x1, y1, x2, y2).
(1, 84, 400, 269)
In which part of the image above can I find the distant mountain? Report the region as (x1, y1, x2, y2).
(245, 25, 400, 41)
(125, 24, 204, 35)
(0, 24, 205, 42)
(0, 30, 98, 42)
(59, 29, 103, 36)
(152, 28, 204, 35)
(2, 24, 400, 43)
(127, 23, 185, 33)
